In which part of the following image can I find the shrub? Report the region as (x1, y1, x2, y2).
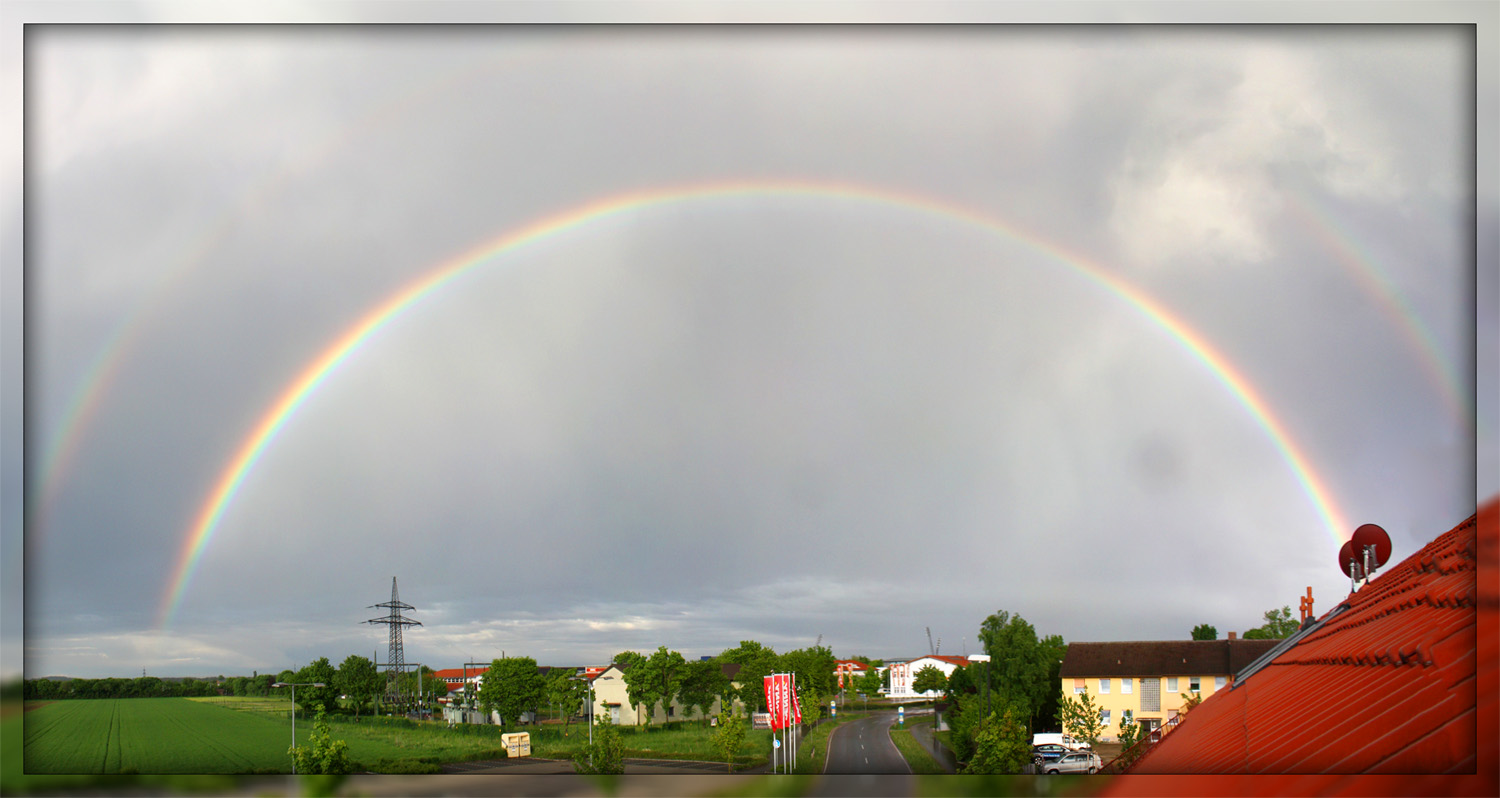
(573, 721, 625, 775)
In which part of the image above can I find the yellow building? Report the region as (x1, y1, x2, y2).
(1058, 637, 1280, 741)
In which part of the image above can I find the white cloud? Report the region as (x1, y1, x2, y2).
(1109, 44, 1401, 269)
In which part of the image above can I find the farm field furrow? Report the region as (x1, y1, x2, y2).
(25, 698, 298, 773)
(26, 698, 431, 774)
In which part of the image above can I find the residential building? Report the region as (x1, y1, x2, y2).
(1105, 501, 1495, 796)
(586, 662, 744, 726)
(1060, 637, 1280, 741)
(886, 655, 971, 700)
(834, 659, 868, 689)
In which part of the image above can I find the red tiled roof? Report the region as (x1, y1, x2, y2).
(431, 667, 487, 680)
(899, 655, 971, 668)
(1106, 498, 1496, 796)
(1061, 639, 1280, 678)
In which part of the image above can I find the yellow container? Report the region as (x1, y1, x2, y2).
(501, 732, 531, 758)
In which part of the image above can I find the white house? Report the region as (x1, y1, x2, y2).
(885, 655, 970, 700)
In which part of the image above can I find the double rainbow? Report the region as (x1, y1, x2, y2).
(156, 177, 1350, 628)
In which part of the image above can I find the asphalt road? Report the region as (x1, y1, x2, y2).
(821, 711, 911, 775)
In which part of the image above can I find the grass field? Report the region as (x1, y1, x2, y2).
(24, 698, 419, 774)
(21, 697, 776, 777)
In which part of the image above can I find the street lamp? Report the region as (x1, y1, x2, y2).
(967, 654, 991, 718)
(272, 682, 326, 775)
(570, 674, 596, 767)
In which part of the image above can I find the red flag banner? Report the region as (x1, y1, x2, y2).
(763, 676, 776, 730)
(764, 675, 786, 730)
(791, 676, 803, 726)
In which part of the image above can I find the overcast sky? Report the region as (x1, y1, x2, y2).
(5, 4, 1498, 680)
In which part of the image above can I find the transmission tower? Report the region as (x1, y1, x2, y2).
(366, 577, 421, 706)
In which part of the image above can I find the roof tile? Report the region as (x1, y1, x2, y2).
(1104, 498, 1495, 796)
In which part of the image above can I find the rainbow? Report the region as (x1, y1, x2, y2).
(1286, 191, 1474, 437)
(156, 177, 1351, 628)
(28, 48, 517, 542)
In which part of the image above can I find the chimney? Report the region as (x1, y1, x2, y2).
(1228, 632, 1236, 640)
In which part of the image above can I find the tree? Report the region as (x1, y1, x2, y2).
(288, 709, 353, 775)
(962, 707, 1032, 774)
(978, 610, 1052, 731)
(621, 646, 687, 725)
(856, 665, 885, 696)
(710, 705, 749, 772)
(717, 640, 779, 713)
(1113, 711, 1148, 770)
(294, 658, 340, 716)
(778, 644, 837, 699)
(1242, 606, 1300, 639)
(478, 657, 546, 728)
(1179, 690, 1203, 715)
(1036, 634, 1067, 732)
(336, 655, 381, 718)
(946, 664, 977, 698)
(677, 659, 730, 722)
(911, 664, 948, 697)
(1191, 623, 1218, 640)
(1058, 688, 1105, 749)
(547, 669, 588, 725)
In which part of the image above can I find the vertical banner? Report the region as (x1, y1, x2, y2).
(791, 675, 803, 725)
(764, 674, 789, 731)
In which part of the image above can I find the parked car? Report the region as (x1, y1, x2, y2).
(1032, 732, 1091, 750)
(1032, 743, 1069, 763)
(1043, 751, 1103, 775)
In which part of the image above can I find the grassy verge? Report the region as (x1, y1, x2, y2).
(889, 722, 946, 775)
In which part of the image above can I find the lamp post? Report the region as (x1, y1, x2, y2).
(570, 675, 595, 766)
(272, 681, 325, 775)
(967, 654, 991, 718)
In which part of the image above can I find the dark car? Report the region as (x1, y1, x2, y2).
(1032, 743, 1069, 762)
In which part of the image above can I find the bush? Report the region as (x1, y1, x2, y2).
(288, 710, 354, 776)
(573, 721, 625, 775)
(961, 707, 1032, 775)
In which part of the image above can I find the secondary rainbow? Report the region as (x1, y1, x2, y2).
(157, 177, 1351, 628)
(1286, 191, 1473, 437)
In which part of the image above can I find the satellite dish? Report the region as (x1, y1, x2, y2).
(1351, 523, 1392, 568)
(1338, 540, 1359, 578)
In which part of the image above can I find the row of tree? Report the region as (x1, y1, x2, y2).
(935, 609, 1068, 773)
(460, 641, 839, 732)
(1192, 605, 1303, 640)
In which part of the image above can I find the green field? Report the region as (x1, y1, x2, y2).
(21, 697, 776, 776)
(24, 698, 419, 774)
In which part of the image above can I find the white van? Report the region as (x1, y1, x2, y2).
(1032, 732, 1090, 750)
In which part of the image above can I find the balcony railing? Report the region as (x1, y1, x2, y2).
(1099, 711, 1185, 774)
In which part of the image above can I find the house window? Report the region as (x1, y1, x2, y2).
(1073, 679, 1085, 694)
(1166, 677, 1178, 692)
(1215, 676, 1226, 691)
(1099, 678, 1110, 694)
(1101, 709, 1111, 727)
(1121, 678, 1133, 694)
(1168, 709, 1178, 721)
(1189, 677, 1201, 693)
